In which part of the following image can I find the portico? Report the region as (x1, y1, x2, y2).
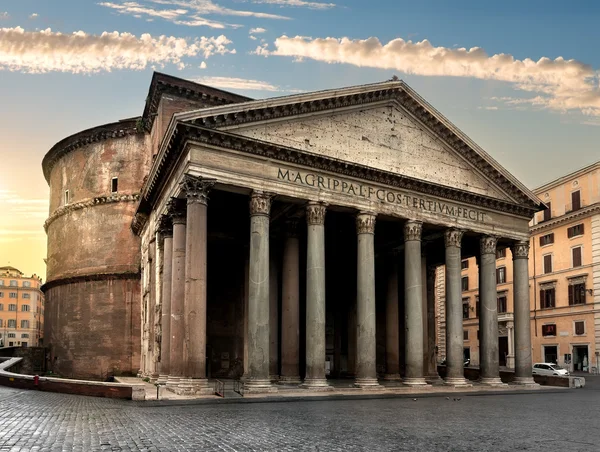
(133, 79, 542, 394)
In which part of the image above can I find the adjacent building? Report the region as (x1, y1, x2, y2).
(0, 266, 45, 347)
(437, 162, 600, 374)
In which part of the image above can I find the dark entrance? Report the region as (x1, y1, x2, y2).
(544, 345, 558, 364)
(573, 345, 589, 372)
(498, 337, 508, 366)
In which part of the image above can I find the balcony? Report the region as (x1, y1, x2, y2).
(498, 312, 514, 323)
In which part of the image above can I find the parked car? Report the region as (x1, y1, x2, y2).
(532, 362, 569, 376)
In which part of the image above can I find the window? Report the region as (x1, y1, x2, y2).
(543, 202, 551, 221)
(8, 304, 16, 311)
(568, 283, 586, 305)
(475, 298, 481, 318)
(0, 303, 3, 309)
(111, 177, 118, 193)
(0, 292, 3, 298)
(21, 342, 27, 347)
(21, 333, 29, 339)
(542, 324, 556, 337)
(574, 321, 585, 336)
(572, 247, 582, 268)
(567, 224, 584, 238)
(540, 287, 556, 309)
(0, 319, 2, 327)
(21, 304, 29, 312)
(540, 233, 554, 246)
(0, 280, 3, 286)
(461, 277, 469, 291)
(496, 248, 506, 259)
(22, 281, 30, 287)
(496, 267, 507, 284)
(497, 296, 507, 313)
(20, 320, 29, 329)
(9, 280, 17, 286)
(7, 320, 16, 328)
(7, 333, 15, 338)
(543, 254, 553, 274)
(462, 299, 470, 319)
(463, 330, 469, 340)
(461, 260, 469, 270)
(22, 293, 30, 299)
(64, 190, 70, 205)
(571, 190, 581, 211)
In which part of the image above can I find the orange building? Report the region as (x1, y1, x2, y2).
(437, 162, 600, 374)
(0, 266, 45, 347)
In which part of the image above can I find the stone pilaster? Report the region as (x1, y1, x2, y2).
(403, 221, 428, 386)
(426, 264, 442, 383)
(506, 321, 515, 369)
(156, 215, 173, 385)
(302, 201, 331, 390)
(444, 228, 471, 387)
(243, 191, 277, 393)
(511, 241, 536, 386)
(280, 219, 301, 384)
(383, 256, 401, 381)
(354, 212, 380, 388)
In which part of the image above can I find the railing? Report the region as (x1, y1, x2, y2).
(233, 379, 243, 396)
(214, 379, 225, 398)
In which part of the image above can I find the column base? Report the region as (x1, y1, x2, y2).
(149, 373, 160, 384)
(165, 376, 181, 391)
(172, 378, 213, 396)
(444, 377, 473, 388)
(383, 373, 402, 381)
(242, 379, 278, 394)
(156, 374, 169, 385)
(402, 377, 430, 387)
(479, 377, 507, 387)
(354, 377, 382, 389)
(301, 378, 333, 391)
(278, 375, 302, 385)
(269, 374, 280, 383)
(512, 376, 539, 387)
(425, 374, 444, 385)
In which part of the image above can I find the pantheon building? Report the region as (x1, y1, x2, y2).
(42, 72, 542, 393)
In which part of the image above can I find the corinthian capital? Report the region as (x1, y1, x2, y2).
(306, 201, 327, 225)
(180, 175, 216, 205)
(480, 235, 498, 256)
(356, 212, 376, 235)
(157, 215, 173, 238)
(511, 240, 529, 259)
(404, 220, 422, 241)
(444, 228, 464, 248)
(166, 198, 186, 224)
(249, 191, 273, 216)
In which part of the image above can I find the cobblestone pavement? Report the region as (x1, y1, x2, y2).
(1, 382, 599, 452)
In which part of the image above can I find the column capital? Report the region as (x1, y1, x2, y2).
(356, 212, 376, 235)
(157, 215, 173, 239)
(511, 241, 530, 260)
(306, 201, 327, 225)
(166, 198, 186, 225)
(249, 191, 274, 217)
(506, 321, 514, 329)
(180, 175, 216, 205)
(404, 220, 422, 242)
(480, 235, 498, 256)
(444, 228, 464, 248)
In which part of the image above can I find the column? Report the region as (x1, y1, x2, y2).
(303, 201, 331, 389)
(426, 265, 442, 383)
(355, 212, 380, 388)
(269, 249, 279, 381)
(403, 221, 427, 386)
(384, 256, 401, 380)
(511, 241, 536, 385)
(179, 175, 215, 394)
(157, 216, 173, 385)
(506, 321, 515, 369)
(444, 228, 470, 386)
(166, 199, 186, 390)
(479, 236, 504, 386)
(421, 253, 428, 377)
(244, 191, 276, 392)
(280, 219, 301, 384)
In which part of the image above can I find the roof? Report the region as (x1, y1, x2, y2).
(0, 266, 21, 272)
(532, 160, 600, 194)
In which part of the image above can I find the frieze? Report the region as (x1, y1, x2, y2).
(356, 212, 376, 235)
(306, 201, 327, 225)
(404, 220, 422, 241)
(180, 175, 216, 205)
(249, 191, 273, 216)
(444, 229, 464, 248)
(510, 241, 529, 259)
(480, 236, 498, 255)
(44, 193, 140, 231)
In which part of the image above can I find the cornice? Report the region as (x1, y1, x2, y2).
(42, 119, 144, 183)
(44, 193, 140, 231)
(530, 203, 600, 234)
(41, 271, 140, 292)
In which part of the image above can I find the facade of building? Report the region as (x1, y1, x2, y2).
(437, 162, 600, 374)
(44, 72, 542, 390)
(0, 266, 44, 347)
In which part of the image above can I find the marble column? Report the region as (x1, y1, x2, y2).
(506, 321, 515, 369)
(166, 199, 186, 390)
(403, 221, 428, 386)
(479, 236, 504, 386)
(355, 212, 380, 388)
(421, 254, 428, 378)
(269, 250, 279, 382)
(444, 228, 470, 387)
(179, 175, 215, 395)
(157, 216, 173, 385)
(303, 201, 331, 389)
(511, 241, 536, 385)
(280, 219, 301, 384)
(426, 265, 442, 383)
(383, 257, 401, 381)
(244, 191, 276, 393)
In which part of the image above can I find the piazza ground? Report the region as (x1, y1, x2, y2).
(0, 378, 598, 451)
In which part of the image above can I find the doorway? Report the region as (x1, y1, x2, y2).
(498, 337, 508, 366)
(543, 345, 558, 364)
(573, 345, 589, 372)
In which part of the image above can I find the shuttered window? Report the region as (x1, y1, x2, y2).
(540, 288, 555, 309)
(540, 233, 554, 246)
(567, 224, 584, 238)
(571, 190, 581, 211)
(572, 247, 582, 268)
(568, 283, 586, 305)
(543, 254, 553, 274)
(543, 202, 551, 221)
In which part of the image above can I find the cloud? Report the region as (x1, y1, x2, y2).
(0, 12, 9, 20)
(29, 13, 39, 19)
(199, 61, 207, 68)
(249, 27, 267, 34)
(0, 27, 234, 74)
(99, 1, 188, 20)
(0, 190, 48, 220)
(258, 35, 600, 117)
(193, 75, 301, 92)
(250, 0, 335, 9)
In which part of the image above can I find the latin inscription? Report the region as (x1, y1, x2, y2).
(277, 168, 486, 222)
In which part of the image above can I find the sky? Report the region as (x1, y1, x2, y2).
(1, 0, 600, 280)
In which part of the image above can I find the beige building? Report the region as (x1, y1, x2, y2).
(438, 162, 600, 374)
(0, 266, 45, 347)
